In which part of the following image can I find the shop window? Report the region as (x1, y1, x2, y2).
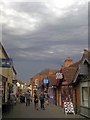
(82, 87, 88, 107)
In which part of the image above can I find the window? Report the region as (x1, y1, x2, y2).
(82, 87, 88, 107)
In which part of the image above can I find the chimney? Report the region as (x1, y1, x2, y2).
(84, 49, 88, 54)
(63, 57, 74, 67)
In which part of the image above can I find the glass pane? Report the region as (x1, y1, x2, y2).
(82, 87, 88, 106)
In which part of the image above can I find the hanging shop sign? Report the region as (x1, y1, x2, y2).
(56, 72, 64, 80)
(43, 78, 49, 84)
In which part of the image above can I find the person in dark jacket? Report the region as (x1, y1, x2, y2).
(34, 92, 39, 110)
(39, 92, 45, 110)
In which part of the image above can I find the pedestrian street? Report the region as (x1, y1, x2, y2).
(2, 101, 84, 118)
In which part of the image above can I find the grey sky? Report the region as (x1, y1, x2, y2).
(0, 0, 89, 82)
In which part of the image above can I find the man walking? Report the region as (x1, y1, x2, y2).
(25, 90, 31, 106)
(39, 92, 45, 110)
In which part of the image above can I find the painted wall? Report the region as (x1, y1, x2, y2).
(0, 45, 14, 103)
(0, 49, 6, 58)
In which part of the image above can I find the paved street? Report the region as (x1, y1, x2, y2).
(2, 101, 84, 118)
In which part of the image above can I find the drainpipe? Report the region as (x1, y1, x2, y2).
(88, 2, 90, 118)
(88, 66, 90, 117)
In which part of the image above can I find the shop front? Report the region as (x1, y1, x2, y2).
(61, 80, 73, 107)
(1, 75, 8, 104)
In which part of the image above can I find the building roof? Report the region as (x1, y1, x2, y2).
(12, 66, 17, 75)
(37, 68, 57, 76)
(69, 60, 82, 68)
(27, 69, 57, 86)
(71, 49, 90, 84)
(61, 67, 78, 84)
(27, 49, 90, 86)
(60, 49, 90, 85)
(0, 42, 9, 58)
(48, 74, 56, 86)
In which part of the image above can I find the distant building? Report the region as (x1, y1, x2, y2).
(28, 69, 57, 96)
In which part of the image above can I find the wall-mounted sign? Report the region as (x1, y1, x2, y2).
(0, 58, 13, 68)
(43, 79, 49, 84)
(56, 72, 64, 80)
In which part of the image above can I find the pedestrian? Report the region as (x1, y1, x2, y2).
(25, 90, 31, 106)
(16, 91, 20, 103)
(45, 93, 49, 105)
(34, 92, 39, 110)
(39, 92, 45, 110)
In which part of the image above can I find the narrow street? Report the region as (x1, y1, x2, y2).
(2, 101, 84, 118)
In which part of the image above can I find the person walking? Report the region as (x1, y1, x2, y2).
(16, 91, 19, 103)
(39, 92, 45, 110)
(25, 90, 31, 106)
(45, 93, 49, 105)
(34, 92, 39, 110)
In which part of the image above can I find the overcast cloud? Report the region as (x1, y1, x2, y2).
(0, 0, 89, 82)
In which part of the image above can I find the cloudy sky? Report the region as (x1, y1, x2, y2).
(0, 0, 89, 82)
